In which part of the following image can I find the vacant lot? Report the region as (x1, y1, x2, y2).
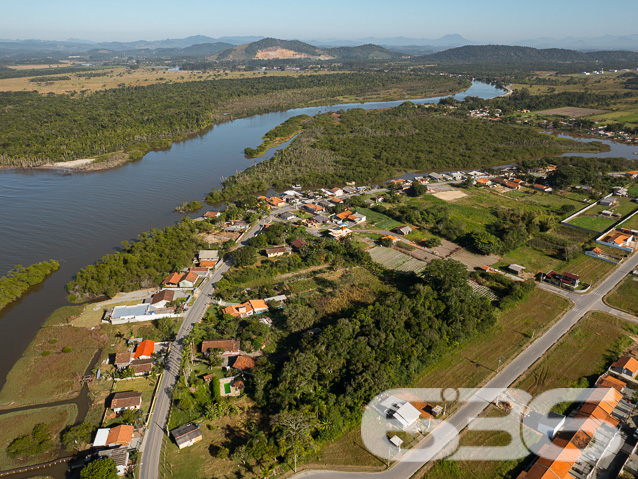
(605, 275, 638, 316)
(619, 212, 638, 231)
(568, 215, 617, 231)
(432, 190, 468, 202)
(357, 208, 402, 231)
(414, 289, 568, 390)
(0, 404, 77, 471)
(517, 312, 631, 396)
(534, 107, 607, 117)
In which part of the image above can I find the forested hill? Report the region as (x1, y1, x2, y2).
(211, 38, 327, 60)
(420, 45, 638, 64)
(210, 38, 401, 61)
(325, 44, 402, 60)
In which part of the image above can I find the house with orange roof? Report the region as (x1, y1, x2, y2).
(475, 177, 492, 187)
(134, 340, 155, 359)
(106, 425, 134, 447)
(267, 197, 286, 208)
(610, 356, 638, 377)
(179, 272, 198, 288)
(597, 230, 635, 252)
(595, 374, 626, 393)
(248, 299, 268, 315)
(303, 203, 324, 214)
(203, 211, 221, 218)
(335, 210, 353, 222)
(626, 171, 638, 178)
(231, 354, 257, 372)
(329, 197, 343, 204)
(162, 272, 183, 287)
(532, 184, 553, 193)
(223, 302, 253, 318)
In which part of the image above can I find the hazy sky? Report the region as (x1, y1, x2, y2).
(2, 0, 637, 43)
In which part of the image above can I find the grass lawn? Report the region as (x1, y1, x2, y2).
(516, 312, 632, 396)
(628, 185, 638, 197)
(413, 289, 569, 391)
(605, 275, 638, 316)
(0, 404, 77, 471)
(567, 215, 616, 232)
(498, 246, 563, 274)
(162, 396, 264, 479)
(619, 212, 638, 231)
(103, 376, 159, 427)
(357, 208, 401, 231)
(301, 428, 387, 471)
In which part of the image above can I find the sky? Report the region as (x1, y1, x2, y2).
(2, 0, 637, 43)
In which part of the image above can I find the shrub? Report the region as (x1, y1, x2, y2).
(41, 350, 51, 356)
(62, 346, 72, 353)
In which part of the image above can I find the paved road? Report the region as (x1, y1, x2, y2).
(139, 219, 265, 479)
(293, 253, 638, 479)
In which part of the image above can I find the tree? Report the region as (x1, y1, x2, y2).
(379, 236, 394, 247)
(156, 317, 176, 340)
(6, 423, 51, 459)
(80, 458, 118, 479)
(62, 422, 95, 451)
(232, 246, 257, 267)
(423, 237, 441, 248)
(407, 182, 428, 197)
(270, 409, 319, 472)
(283, 303, 316, 332)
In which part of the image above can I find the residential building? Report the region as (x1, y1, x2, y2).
(303, 203, 324, 214)
(597, 230, 635, 252)
(171, 424, 203, 449)
(231, 354, 257, 372)
(335, 210, 354, 222)
(178, 272, 198, 288)
(162, 272, 182, 287)
(291, 239, 307, 250)
(267, 197, 286, 208)
(198, 250, 219, 263)
(110, 391, 142, 413)
(248, 299, 268, 315)
(129, 358, 154, 376)
(223, 302, 253, 318)
(265, 246, 289, 258)
(329, 187, 344, 196)
(348, 212, 367, 224)
(329, 197, 343, 204)
(114, 352, 132, 369)
(134, 340, 155, 359)
(280, 211, 297, 221)
(475, 178, 492, 186)
(395, 225, 412, 236)
(150, 289, 175, 309)
(93, 425, 134, 448)
(609, 356, 638, 377)
(508, 264, 526, 276)
(201, 339, 240, 355)
(532, 184, 553, 193)
(203, 211, 220, 219)
(525, 411, 565, 439)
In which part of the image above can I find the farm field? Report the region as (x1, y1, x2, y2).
(605, 275, 638, 316)
(619, 211, 638, 231)
(368, 246, 427, 273)
(533, 106, 607, 117)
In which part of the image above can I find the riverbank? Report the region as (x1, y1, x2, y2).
(0, 74, 471, 171)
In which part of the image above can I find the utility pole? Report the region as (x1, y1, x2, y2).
(497, 356, 505, 373)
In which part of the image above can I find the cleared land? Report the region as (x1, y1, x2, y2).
(605, 275, 638, 316)
(432, 190, 468, 202)
(534, 107, 607, 117)
(368, 246, 427, 273)
(0, 404, 77, 471)
(517, 311, 631, 396)
(357, 208, 401, 231)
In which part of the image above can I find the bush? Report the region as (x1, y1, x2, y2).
(41, 350, 51, 356)
(62, 346, 72, 353)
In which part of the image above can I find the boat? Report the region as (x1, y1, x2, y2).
(291, 184, 302, 189)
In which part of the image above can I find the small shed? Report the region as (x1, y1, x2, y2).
(508, 264, 526, 276)
(171, 424, 203, 449)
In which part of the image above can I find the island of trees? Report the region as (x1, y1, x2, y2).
(0, 259, 60, 311)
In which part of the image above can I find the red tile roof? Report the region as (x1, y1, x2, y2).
(106, 425, 134, 446)
(232, 355, 257, 371)
(181, 272, 198, 284)
(611, 356, 638, 375)
(201, 339, 240, 353)
(134, 340, 154, 359)
(162, 272, 182, 285)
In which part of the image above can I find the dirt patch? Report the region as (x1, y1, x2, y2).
(432, 190, 468, 202)
(7, 62, 73, 70)
(450, 249, 500, 271)
(199, 231, 241, 243)
(534, 107, 607, 117)
(431, 239, 462, 258)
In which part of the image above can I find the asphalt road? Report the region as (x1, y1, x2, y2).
(138, 219, 264, 479)
(293, 253, 638, 479)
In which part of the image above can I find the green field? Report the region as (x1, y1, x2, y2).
(605, 275, 638, 316)
(628, 185, 638, 197)
(357, 208, 401, 230)
(568, 215, 617, 231)
(619, 212, 638, 231)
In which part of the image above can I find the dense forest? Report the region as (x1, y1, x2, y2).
(0, 259, 60, 311)
(0, 72, 467, 167)
(65, 220, 205, 302)
(208, 102, 602, 201)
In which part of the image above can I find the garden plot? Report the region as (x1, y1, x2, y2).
(368, 246, 427, 273)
